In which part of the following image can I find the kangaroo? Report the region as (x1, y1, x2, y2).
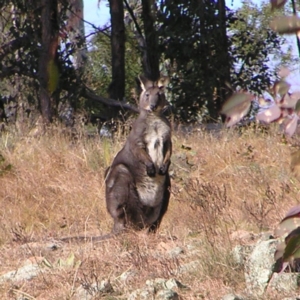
(58, 76, 171, 244)
(105, 76, 172, 233)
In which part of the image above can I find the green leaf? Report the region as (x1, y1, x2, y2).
(270, 16, 300, 35)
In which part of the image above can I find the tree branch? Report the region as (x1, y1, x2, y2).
(123, 0, 144, 40)
(82, 87, 139, 113)
(68, 7, 111, 38)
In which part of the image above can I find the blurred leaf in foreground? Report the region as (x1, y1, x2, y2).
(221, 93, 253, 127)
(273, 80, 291, 98)
(270, 16, 300, 34)
(283, 226, 300, 262)
(274, 207, 300, 272)
(275, 205, 300, 237)
(279, 92, 300, 109)
(256, 104, 281, 123)
(291, 151, 300, 179)
(270, 0, 289, 10)
(284, 115, 299, 137)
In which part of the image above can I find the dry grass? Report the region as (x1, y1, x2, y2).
(0, 123, 299, 299)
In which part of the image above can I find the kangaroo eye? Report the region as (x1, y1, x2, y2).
(145, 93, 150, 99)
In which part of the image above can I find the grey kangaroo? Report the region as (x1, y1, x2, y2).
(59, 76, 171, 243)
(105, 76, 172, 233)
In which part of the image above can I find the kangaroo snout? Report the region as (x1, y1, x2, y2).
(150, 104, 157, 111)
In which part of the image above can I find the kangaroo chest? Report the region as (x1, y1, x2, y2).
(144, 117, 170, 169)
(137, 116, 170, 208)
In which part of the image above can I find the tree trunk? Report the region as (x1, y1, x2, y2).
(141, 0, 160, 81)
(108, 0, 125, 102)
(215, 0, 231, 119)
(198, 0, 231, 121)
(67, 0, 87, 71)
(38, 0, 59, 124)
(198, 0, 215, 120)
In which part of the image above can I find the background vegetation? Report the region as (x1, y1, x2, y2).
(0, 0, 298, 130)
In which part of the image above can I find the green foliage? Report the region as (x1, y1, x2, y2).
(156, 0, 293, 123)
(85, 30, 112, 99)
(84, 26, 142, 117)
(157, 0, 228, 122)
(0, 1, 40, 114)
(0, 0, 87, 121)
(0, 0, 299, 127)
(229, 1, 295, 94)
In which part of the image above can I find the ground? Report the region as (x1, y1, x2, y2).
(0, 123, 299, 299)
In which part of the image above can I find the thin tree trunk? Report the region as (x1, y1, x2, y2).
(141, 0, 160, 81)
(67, 0, 87, 71)
(216, 0, 231, 120)
(198, 0, 215, 119)
(38, 0, 59, 124)
(108, 0, 125, 102)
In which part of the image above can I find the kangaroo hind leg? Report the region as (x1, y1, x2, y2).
(105, 164, 137, 233)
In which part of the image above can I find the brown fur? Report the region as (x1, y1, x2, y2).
(105, 76, 172, 233)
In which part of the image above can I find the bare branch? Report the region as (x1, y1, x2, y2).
(123, 0, 144, 40)
(83, 87, 139, 113)
(68, 7, 111, 38)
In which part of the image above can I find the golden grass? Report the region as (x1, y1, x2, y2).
(0, 124, 299, 299)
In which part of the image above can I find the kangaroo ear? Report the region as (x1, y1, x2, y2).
(139, 75, 154, 91)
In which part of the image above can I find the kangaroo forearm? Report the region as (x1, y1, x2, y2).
(163, 141, 172, 165)
(132, 145, 153, 165)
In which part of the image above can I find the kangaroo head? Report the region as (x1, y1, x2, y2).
(138, 76, 168, 114)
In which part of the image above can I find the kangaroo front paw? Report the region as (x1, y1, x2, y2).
(146, 163, 156, 177)
(158, 162, 170, 175)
